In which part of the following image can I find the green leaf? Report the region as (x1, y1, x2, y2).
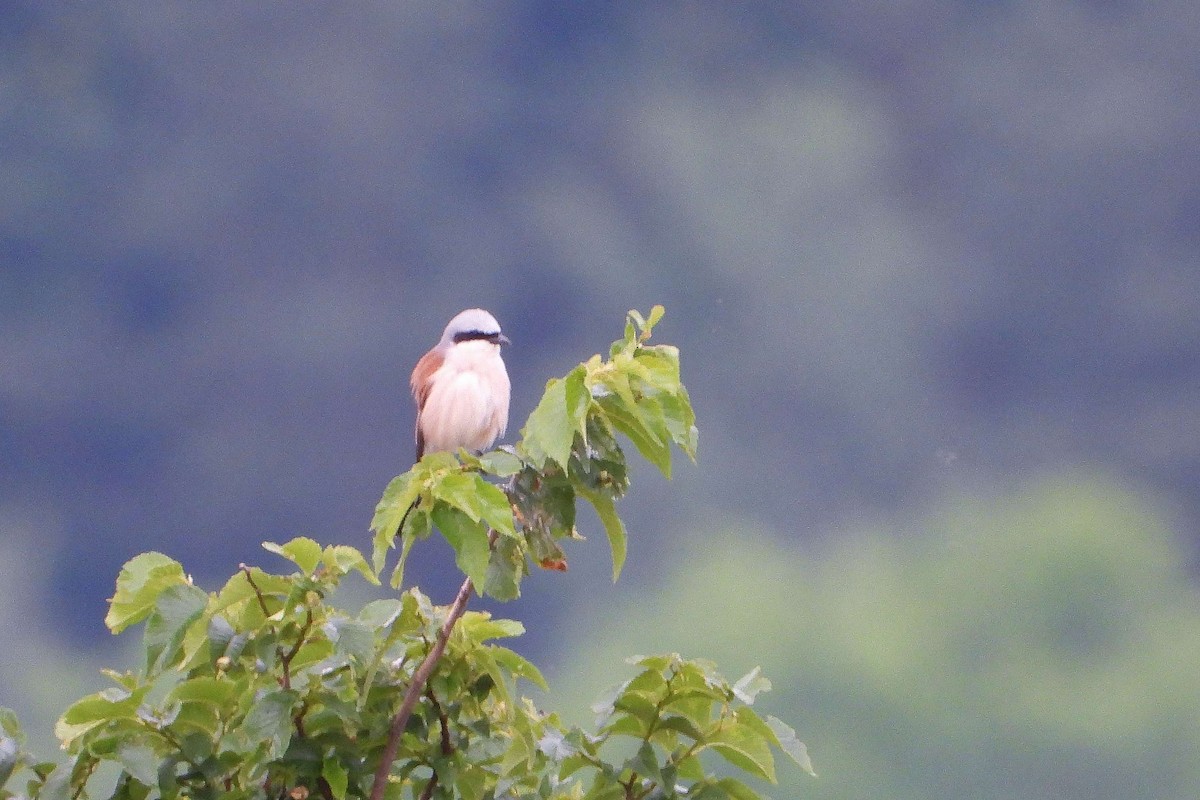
(645, 304, 665, 331)
(168, 677, 237, 708)
(732, 667, 771, 704)
(0, 733, 18, 790)
(389, 529, 418, 590)
(56, 687, 149, 746)
(630, 741, 662, 785)
(143, 583, 209, 673)
(707, 721, 776, 783)
(596, 394, 672, 478)
(106, 553, 188, 634)
(239, 689, 297, 758)
(766, 715, 816, 777)
(434, 473, 516, 538)
(490, 646, 549, 691)
(612, 692, 658, 727)
(624, 665, 669, 695)
(482, 534, 524, 601)
(322, 758, 349, 800)
(329, 617, 375, 664)
(370, 473, 422, 574)
(626, 653, 677, 671)
(261, 537, 322, 574)
(458, 614, 524, 642)
(431, 504, 490, 590)
(61, 688, 145, 725)
(478, 449, 524, 477)
(211, 568, 289, 617)
(691, 777, 763, 800)
(521, 366, 589, 469)
(636, 341, 679, 377)
(657, 714, 705, 740)
(0, 707, 23, 741)
(455, 766, 488, 800)
(116, 742, 158, 786)
(357, 598, 405, 629)
(322, 544, 380, 585)
(579, 487, 627, 581)
(38, 761, 71, 800)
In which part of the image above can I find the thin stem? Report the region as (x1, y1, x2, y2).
(426, 687, 453, 756)
(279, 605, 315, 690)
(622, 772, 640, 800)
(240, 564, 272, 617)
(418, 773, 439, 800)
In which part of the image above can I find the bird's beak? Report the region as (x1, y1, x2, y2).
(497, 332, 511, 346)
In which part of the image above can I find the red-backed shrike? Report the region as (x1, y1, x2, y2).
(410, 308, 511, 461)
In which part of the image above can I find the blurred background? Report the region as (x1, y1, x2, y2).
(3, 2, 1200, 797)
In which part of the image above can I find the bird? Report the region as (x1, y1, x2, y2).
(410, 308, 511, 461)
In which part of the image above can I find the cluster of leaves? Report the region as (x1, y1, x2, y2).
(0, 308, 812, 800)
(550, 654, 815, 800)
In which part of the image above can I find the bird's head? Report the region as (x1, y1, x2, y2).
(441, 308, 510, 347)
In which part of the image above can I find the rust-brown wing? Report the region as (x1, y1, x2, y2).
(410, 347, 444, 461)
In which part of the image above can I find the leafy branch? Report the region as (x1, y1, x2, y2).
(1, 307, 814, 800)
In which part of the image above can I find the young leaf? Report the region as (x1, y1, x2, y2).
(322, 544, 380, 585)
(238, 689, 297, 759)
(0, 732, 19, 790)
(521, 366, 589, 469)
(731, 667, 771, 704)
(168, 678, 237, 708)
(693, 777, 763, 800)
(116, 742, 159, 787)
(323, 757, 349, 800)
(389, 529, 418, 590)
(579, 488, 627, 582)
(458, 613, 524, 642)
(370, 473, 422, 574)
(434, 473, 516, 538)
(630, 741, 663, 786)
(142, 583, 209, 673)
(261, 537, 322, 575)
(431, 504, 491, 591)
(595, 395, 672, 478)
(644, 304, 665, 332)
(482, 535, 525, 601)
(706, 721, 776, 783)
(766, 715, 817, 777)
(106, 553, 188, 634)
(490, 647, 549, 691)
(478, 448, 524, 477)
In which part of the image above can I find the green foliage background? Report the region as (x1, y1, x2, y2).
(548, 476, 1200, 799)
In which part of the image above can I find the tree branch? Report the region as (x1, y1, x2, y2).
(368, 548, 484, 800)
(369, 475, 512, 800)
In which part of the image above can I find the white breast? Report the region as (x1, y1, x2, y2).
(420, 341, 510, 454)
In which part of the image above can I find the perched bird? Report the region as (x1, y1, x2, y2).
(410, 308, 511, 461)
